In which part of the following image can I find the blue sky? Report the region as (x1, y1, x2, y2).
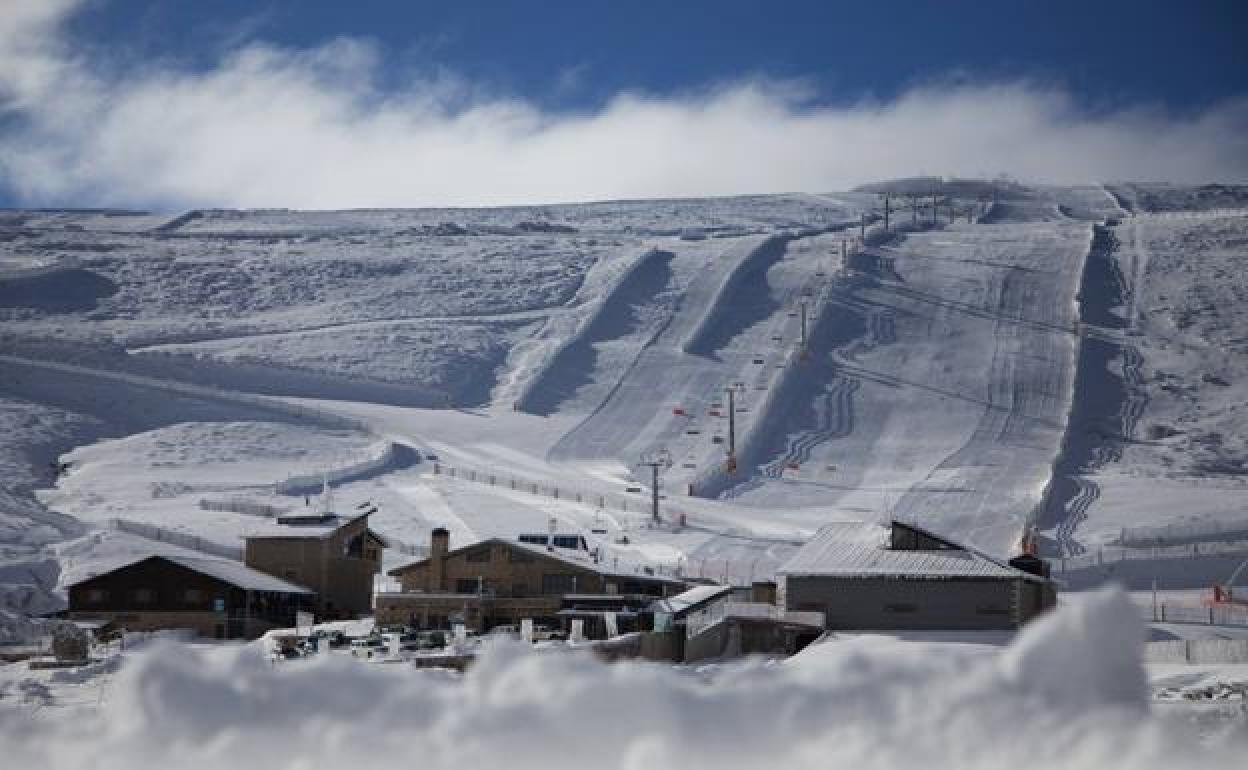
(1, 0, 1245, 208)
(71, 0, 1246, 111)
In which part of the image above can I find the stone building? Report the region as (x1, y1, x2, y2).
(67, 554, 314, 639)
(244, 511, 386, 619)
(776, 519, 1056, 631)
(376, 527, 685, 631)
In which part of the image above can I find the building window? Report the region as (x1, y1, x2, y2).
(346, 533, 364, 558)
(133, 588, 156, 604)
(883, 603, 917, 613)
(86, 589, 108, 604)
(456, 578, 481, 594)
(465, 548, 491, 563)
(541, 573, 577, 595)
(509, 549, 534, 563)
(184, 589, 203, 604)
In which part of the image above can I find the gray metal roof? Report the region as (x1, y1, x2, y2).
(159, 555, 314, 594)
(777, 521, 1037, 581)
(651, 584, 734, 616)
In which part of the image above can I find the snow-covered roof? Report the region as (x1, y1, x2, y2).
(82, 554, 314, 594)
(164, 555, 314, 593)
(389, 536, 681, 584)
(495, 537, 682, 583)
(651, 584, 734, 616)
(777, 521, 1040, 581)
(243, 512, 368, 540)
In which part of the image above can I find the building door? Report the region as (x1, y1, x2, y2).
(215, 624, 225, 640)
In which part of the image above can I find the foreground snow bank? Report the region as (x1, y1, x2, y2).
(3, 590, 1240, 769)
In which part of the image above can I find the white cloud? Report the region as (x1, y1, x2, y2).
(1, 1, 1245, 209)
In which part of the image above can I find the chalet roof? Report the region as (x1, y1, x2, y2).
(77, 555, 314, 594)
(388, 536, 680, 585)
(777, 520, 1044, 582)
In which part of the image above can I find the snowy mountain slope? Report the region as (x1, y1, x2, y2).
(546, 233, 802, 464)
(131, 316, 542, 408)
(515, 246, 682, 416)
(0, 194, 870, 609)
(5, 183, 1247, 619)
(716, 212, 1092, 555)
(1045, 202, 1248, 552)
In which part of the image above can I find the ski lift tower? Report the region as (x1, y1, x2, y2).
(639, 449, 672, 525)
(724, 382, 746, 473)
(799, 300, 809, 358)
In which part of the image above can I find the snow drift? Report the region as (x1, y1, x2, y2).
(2, 589, 1239, 769)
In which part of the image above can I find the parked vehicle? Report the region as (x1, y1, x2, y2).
(350, 636, 384, 658)
(398, 630, 445, 651)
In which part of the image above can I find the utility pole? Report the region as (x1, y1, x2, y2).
(639, 450, 671, 524)
(911, 194, 918, 225)
(859, 212, 866, 241)
(724, 384, 744, 472)
(882, 194, 890, 233)
(841, 239, 847, 265)
(799, 300, 808, 352)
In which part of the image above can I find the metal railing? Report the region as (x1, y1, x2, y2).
(1116, 517, 1248, 548)
(430, 460, 693, 528)
(431, 461, 808, 586)
(1048, 540, 1248, 574)
(684, 600, 825, 638)
(1144, 639, 1248, 664)
(1138, 600, 1248, 628)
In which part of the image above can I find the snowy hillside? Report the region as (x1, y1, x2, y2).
(2, 183, 1247, 620)
(1039, 186, 1248, 563)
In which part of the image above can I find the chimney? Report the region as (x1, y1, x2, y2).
(429, 527, 450, 592)
(1008, 553, 1050, 580)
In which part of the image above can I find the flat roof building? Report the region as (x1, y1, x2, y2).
(776, 520, 1055, 631)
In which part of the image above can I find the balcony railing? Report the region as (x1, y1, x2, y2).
(684, 601, 824, 638)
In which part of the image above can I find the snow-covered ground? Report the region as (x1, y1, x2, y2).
(1035, 186, 1248, 571)
(3, 182, 1247, 626)
(1, 590, 1245, 770)
(5, 184, 1248, 761)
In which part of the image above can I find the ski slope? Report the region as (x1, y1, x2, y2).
(3, 183, 1247, 623)
(1038, 189, 1248, 555)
